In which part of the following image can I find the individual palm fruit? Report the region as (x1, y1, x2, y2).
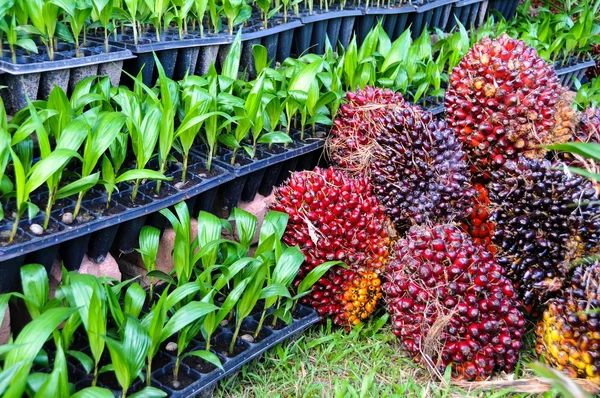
(383, 224, 525, 381)
(271, 167, 391, 326)
(328, 86, 474, 231)
(445, 33, 576, 177)
(536, 262, 600, 381)
(461, 183, 496, 254)
(489, 158, 600, 313)
(301, 268, 383, 326)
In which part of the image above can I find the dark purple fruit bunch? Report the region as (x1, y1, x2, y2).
(271, 167, 391, 326)
(329, 87, 474, 231)
(445, 33, 576, 177)
(489, 158, 600, 313)
(536, 261, 600, 381)
(383, 224, 525, 381)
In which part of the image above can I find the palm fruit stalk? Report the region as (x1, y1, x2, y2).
(271, 167, 390, 326)
(461, 183, 496, 255)
(445, 33, 577, 179)
(489, 158, 600, 313)
(328, 86, 474, 231)
(536, 261, 600, 381)
(383, 224, 525, 381)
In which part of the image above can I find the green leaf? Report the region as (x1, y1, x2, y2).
(297, 261, 346, 295)
(546, 142, 600, 161)
(68, 350, 94, 374)
(20, 264, 49, 319)
(259, 283, 291, 300)
(182, 350, 223, 370)
(70, 387, 115, 398)
(3, 307, 76, 397)
(129, 387, 168, 398)
(257, 131, 293, 144)
(159, 301, 218, 343)
(55, 173, 100, 199)
(115, 169, 171, 183)
(124, 283, 146, 319)
(230, 208, 257, 251)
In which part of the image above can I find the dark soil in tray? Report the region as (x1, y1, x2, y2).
(241, 326, 270, 344)
(152, 351, 173, 369)
(212, 335, 247, 358)
(188, 163, 223, 179)
(168, 171, 200, 188)
(264, 315, 288, 331)
(0, 228, 30, 246)
(21, 218, 63, 237)
(259, 143, 287, 154)
(114, 193, 152, 209)
(85, 200, 126, 217)
(139, 183, 178, 200)
(53, 207, 96, 226)
(156, 369, 196, 390)
(97, 371, 121, 390)
(183, 353, 225, 374)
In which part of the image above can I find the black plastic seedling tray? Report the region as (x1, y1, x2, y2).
(69, 304, 320, 397)
(410, 0, 456, 39)
(555, 58, 596, 88)
(0, 42, 134, 75)
(487, 0, 518, 20)
(197, 135, 326, 216)
(0, 160, 232, 290)
(446, 0, 487, 31)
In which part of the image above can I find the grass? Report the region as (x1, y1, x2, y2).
(213, 313, 562, 398)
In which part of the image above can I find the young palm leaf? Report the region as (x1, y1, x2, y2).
(137, 226, 161, 299)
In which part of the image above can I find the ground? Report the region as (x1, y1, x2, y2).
(213, 313, 551, 398)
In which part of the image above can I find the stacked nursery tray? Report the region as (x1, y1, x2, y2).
(0, 40, 134, 114)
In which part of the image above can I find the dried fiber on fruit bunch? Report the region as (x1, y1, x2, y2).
(383, 224, 525, 381)
(536, 261, 600, 381)
(551, 108, 600, 191)
(460, 183, 496, 255)
(489, 158, 600, 313)
(445, 33, 578, 178)
(271, 167, 390, 326)
(327, 86, 474, 231)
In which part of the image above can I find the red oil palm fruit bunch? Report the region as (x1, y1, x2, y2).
(536, 262, 600, 381)
(489, 158, 600, 313)
(460, 183, 496, 254)
(445, 33, 578, 178)
(328, 86, 474, 232)
(271, 167, 391, 326)
(383, 224, 525, 381)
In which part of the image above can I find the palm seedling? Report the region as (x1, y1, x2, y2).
(91, 0, 114, 52)
(142, 283, 218, 385)
(50, 0, 92, 57)
(22, 0, 61, 60)
(72, 109, 126, 219)
(63, 272, 108, 386)
(137, 225, 161, 299)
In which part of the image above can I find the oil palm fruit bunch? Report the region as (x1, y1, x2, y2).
(383, 224, 525, 381)
(271, 167, 390, 326)
(328, 86, 474, 231)
(553, 107, 600, 169)
(535, 261, 600, 381)
(445, 33, 577, 178)
(489, 158, 600, 313)
(461, 183, 496, 255)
